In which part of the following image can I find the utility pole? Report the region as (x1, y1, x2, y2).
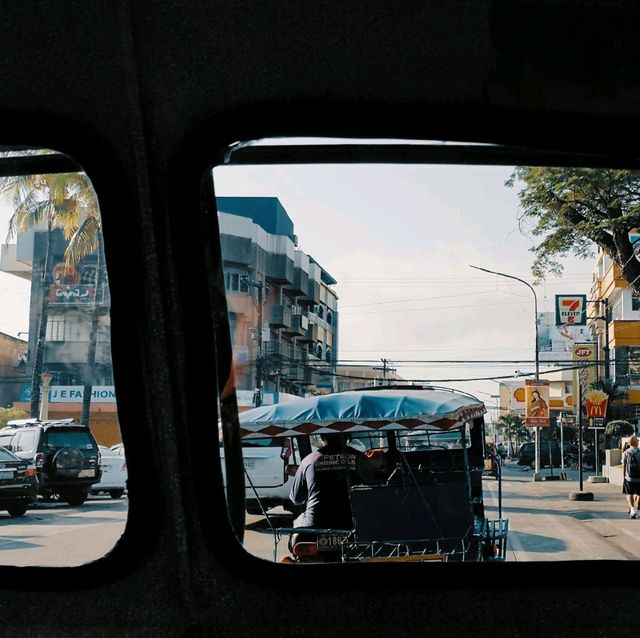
(373, 358, 396, 385)
(243, 276, 265, 407)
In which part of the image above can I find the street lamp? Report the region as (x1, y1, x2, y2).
(469, 265, 542, 479)
(39, 371, 54, 420)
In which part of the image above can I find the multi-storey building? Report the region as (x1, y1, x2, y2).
(588, 248, 640, 423)
(0, 332, 28, 408)
(217, 197, 338, 402)
(0, 226, 118, 443)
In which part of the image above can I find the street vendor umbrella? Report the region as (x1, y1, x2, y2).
(238, 388, 486, 439)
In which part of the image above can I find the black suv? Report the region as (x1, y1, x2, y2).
(517, 441, 571, 468)
(0, 418, 101, 505)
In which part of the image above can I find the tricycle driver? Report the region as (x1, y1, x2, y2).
(289, 432, 379, 530)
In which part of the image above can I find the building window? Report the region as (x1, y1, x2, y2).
(316, 343, 323, 359)
(326, 310, 333, 326)
(46, 316, 91, 342)
(224, 268, 249, 292)
(633, 294, 640, 311)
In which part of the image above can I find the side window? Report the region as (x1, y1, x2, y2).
(15, 431, 35, 452)
(0, 147, 127, 567)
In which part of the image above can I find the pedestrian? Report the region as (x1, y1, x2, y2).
(622, 435, 640, 519)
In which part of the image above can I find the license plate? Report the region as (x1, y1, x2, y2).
(78, 469, 95, 478)
(243, 460, 255, 470)
(0, 470, 13, 480)
(317, 533, 348, 551)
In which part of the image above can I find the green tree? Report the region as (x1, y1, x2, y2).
(1, 171, 103, 421)
(496, 413, 530, 457)
(506, 168, 640, 292)
(604, 419, 634, 438)
(0, 407, 28, 428)
(589, 377, 626, 422)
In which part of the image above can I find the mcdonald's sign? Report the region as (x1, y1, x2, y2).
(584, 390, 608, 418)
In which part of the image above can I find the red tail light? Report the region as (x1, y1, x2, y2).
(34, 452, 44, 468)
(292, 542, 319, 558)
(24, 466, 37, 478)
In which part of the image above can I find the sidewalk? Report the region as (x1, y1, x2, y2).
(483, 461, 639, 561)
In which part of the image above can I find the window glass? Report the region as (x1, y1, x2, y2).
(0, 147, 127, 567)
(213, 139, 635, 564)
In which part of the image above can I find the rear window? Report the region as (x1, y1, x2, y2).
(45, 430, 96, 450)
(0, 447, 17, 461)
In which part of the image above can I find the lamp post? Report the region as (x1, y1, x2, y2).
(39, 371, 54, 420)
(470, 265, 542, 479)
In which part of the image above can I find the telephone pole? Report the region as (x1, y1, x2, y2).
(373, 358, 396, 385)
(242, 276, 265, 407)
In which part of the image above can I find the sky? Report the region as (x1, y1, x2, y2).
(213, 142, 595, 414)
(0, 193, 30, 340)
(0, 142, 596, 421)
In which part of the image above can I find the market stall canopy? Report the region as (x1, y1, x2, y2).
(238, 388, 486, 439)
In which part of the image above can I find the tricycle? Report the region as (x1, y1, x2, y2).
(238, 385, 509, 563)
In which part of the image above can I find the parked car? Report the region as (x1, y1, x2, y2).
(517, 441, 571, 468)
(90, 445, 128, 499)
(0, 446, 39, 517)
(0, 418, 101, 505)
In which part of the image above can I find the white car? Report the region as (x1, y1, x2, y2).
(220, 435, 302, 515)
(90, 445, 128, 499)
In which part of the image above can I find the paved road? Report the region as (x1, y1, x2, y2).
(0, 495, 128, 567)
(483, 460, 638, 561)
(244, 459, 639, 562)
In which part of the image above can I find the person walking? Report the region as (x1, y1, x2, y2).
(622, 436, 640, 519)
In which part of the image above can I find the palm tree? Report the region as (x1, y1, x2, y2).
(2, 171, 103, 420)
(496, 413, 528, 458)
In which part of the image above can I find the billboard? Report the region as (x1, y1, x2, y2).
(538, 312, 593, 362)
(525, 379, 550, 427)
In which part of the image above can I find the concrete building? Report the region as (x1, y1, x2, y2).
(0, 225, 118, 444)
(588, 248, 640, 424)
(333, 365, 404, 392)
(217, 197, 338, 402)
(0, 332, 28, 408)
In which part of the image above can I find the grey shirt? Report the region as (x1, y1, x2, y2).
(623, 447, 640, 482)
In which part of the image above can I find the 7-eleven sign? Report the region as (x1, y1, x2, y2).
(555, 295, 587, 326)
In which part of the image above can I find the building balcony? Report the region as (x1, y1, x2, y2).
(283, 267, 309, 296)
(265, 253, 294, 285)
(282, 314, 308, 337)
(297, 322, 318, 344)
(267, 304, 292, 329)
(610, 319, 640, 348)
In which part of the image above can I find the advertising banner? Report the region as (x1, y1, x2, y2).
(572, 343, 597, 414)
(585, 389, 608, 428)
(525, 379, 550, 427)
(555, 295, 587, 326)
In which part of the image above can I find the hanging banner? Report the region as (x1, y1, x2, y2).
(525, 379, 550, 427)
(555, 295, 587, 326)
(572, 343, 597, 414)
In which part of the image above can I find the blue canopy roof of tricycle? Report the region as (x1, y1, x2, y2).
(238, 387, 486, 439)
